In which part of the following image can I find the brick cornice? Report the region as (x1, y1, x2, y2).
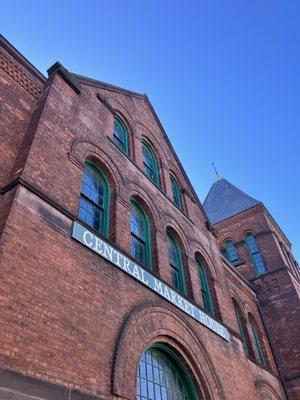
(215, 204, 264, 231)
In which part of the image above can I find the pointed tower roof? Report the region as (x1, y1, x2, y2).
(203, 178, 261, 224)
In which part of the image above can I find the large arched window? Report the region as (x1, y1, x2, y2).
(233, 299, 253, 357)
(223, 239, 238, 264)
(170, 174, 183, 211)
(78, 161, 109, 236)
(142, 140, 159, 186)
(136, 346, 197, 400)
(167, 231, 185, 294)
(130, 200, 151, 269)
(245, 233, 266, 274)
(196, 258, 214, 315)
(113, 116, 128, 154)
(249, 315, 266, 366)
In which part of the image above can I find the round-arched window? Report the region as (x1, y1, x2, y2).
(136, 347, 196, 400)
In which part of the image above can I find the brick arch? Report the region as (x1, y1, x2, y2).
(164, 215, 189, 254)
(255, 380, 282, 400)
(112, 301, 225, 400)
(70, 138, 124, 196)
(189, 241, 220, 282)
(126, 182, 162, 228)
(135, 121, 169, 160)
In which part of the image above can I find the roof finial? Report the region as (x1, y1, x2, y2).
(211, 162, 221, 181)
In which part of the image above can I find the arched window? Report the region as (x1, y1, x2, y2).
(170, 175, 183, 210)
(130, 200, 151, 269)
(249, 316, 266, 366)
(142, 140, 159, 186)
(245, 233, 266, 274)
(78, 161, 109, 236)
(167, 231, 185, 294)
(196, 258, 214, 315)
(223, 239, 238, 264)
(136, 346, 197, 400)
(113, 116, 128, 154)
(233, 299, 253, 357)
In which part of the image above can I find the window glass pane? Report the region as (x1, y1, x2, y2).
(81, 164, 104, 207)
(78, 198, 102, 232)
(171, 177, 182, 210)
(224, 240, 238, 263)
(167, 234, 184, 293)
(130, 202, 149, 267)
(142, 142, 158, 184)
(113, 117, 127, 153)
(245, 234, 266, 274)
(136, 349, 191, 400)
(251, 321, 266, 366)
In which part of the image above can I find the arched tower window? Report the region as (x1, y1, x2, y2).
(170, 174, 183, 210)
(113, 116, 128, 154)
(130, 200, 151, 269)
(245, 233, 266, 274)
(233, 299, 253, 357)
(78, 161, 109, 236)
(196, 258, 214, 315)
(167, 231, 185, 294)
(249, 315, 267, 366)
(223, 239, 238, 264)
(136, 346, 197, 400)
(142, 140, 159, 186)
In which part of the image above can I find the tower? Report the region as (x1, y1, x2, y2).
(204, 178, 300, 399)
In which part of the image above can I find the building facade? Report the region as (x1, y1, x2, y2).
(0, 35, 298, 400)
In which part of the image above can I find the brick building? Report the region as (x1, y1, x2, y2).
(0, 35, 298, 400)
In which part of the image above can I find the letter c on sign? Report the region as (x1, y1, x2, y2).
(83, 231, 94, 247)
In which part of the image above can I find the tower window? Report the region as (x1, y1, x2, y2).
(223, 239, 238, 264)
(245, 233, 266, 274)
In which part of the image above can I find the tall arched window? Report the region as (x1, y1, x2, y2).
(142, 140, 159, 186)
(113, 116, 128, 154)
(130, 200, 151, 269)
(170, 175, 183, 210)
(245, 233, 266, 274)
(233, 299, 253, 357)
(196, 258, 214, 315)
(167, 231, 185, 294)
(223, 239, 238, 264)
(136, 346, 197, 400)
(249, 316, 266, 366)
(78, 161, 109, 236)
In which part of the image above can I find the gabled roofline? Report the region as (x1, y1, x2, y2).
(263, 206, 291, 246)
(73, 71, 212, 229)
(73, 73, 146, 99)
(0, 35, 46, 82)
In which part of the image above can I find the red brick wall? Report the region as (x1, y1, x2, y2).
(0, 42, 287, 400)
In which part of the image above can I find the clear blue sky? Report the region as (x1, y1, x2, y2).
(1, 1, 299, 259)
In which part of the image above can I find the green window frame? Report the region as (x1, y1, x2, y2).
(167, 231, 185, 294)
(78, 161, 110, 236)
(245, 233, 266, 274)
(233, 301, 249, 356)
(113, 116, 128, 154)
(142, 140, 159, 186)
(250, 319, 266, 366)
(196, 258, 214, 315)
(223, 239, 238, 264)
(170, 175, 183, 210)
(130, 200, 151, 269)
(136, 345, 197, 400)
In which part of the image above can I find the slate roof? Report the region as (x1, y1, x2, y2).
(203, 178, 261, 224)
